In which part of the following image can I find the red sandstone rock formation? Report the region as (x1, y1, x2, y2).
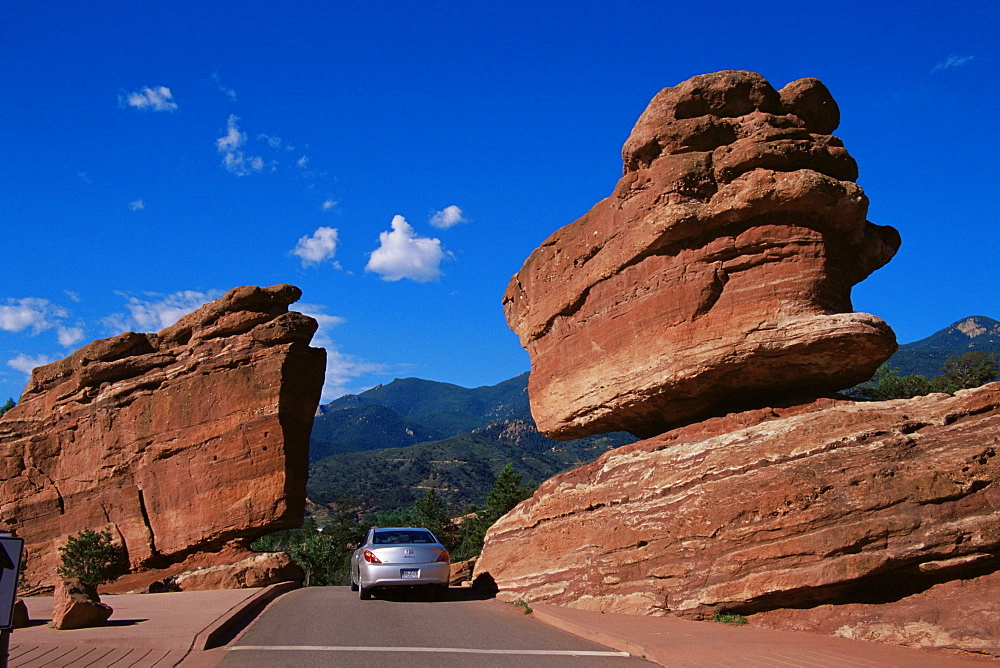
(475, 384, 1000, 630)
(163, 552, 303, 591)
(0, 285, 325, 591)
(751, 570, 1000, 658)
(504, 71, 900, 440)
(51, 578, 113, 629)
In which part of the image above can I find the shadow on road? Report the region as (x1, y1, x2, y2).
(372, 573, 499, 603)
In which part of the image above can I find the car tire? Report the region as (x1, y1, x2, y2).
(350, 578, 359, 592)
(432, 584, 449, 601)
(359, 584, 372, 600)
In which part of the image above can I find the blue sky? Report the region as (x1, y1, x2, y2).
(1, 1, 997, 404)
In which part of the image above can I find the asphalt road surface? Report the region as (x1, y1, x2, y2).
(220, 586, 651, 667)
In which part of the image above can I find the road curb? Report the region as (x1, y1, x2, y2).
(530, 604, 659, 665)
(190, 581, 300, 652)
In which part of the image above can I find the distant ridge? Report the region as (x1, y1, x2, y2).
(886, 315, 1000, 378)
(307, 372, 635, 514)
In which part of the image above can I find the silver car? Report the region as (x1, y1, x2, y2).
(349, 527, 450, 600)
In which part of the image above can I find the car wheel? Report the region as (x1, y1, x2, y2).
(350, 578, 359, 592)
(359, 584, 372, 600)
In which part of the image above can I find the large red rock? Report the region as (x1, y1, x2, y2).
(504, 71, 900, 439)
(51, 578, 113, 629)
(0, 285, 325, 592)
(166, 551, 303, 591)
(474, 384, 1000, 638)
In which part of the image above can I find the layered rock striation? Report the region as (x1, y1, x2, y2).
(475, 384, 1000, 629)
(504, 71, 901, 440)
(0, 284, 325, 591)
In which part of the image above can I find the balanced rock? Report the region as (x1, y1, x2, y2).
(0, 285, 326, 591)
(504, 71, 900, 439)
(475, 383, 1000, 631)
(51, 578, 113, 630)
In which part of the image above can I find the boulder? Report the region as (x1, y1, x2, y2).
(450, 557, 477, 586)
(10, 598, 29, 629)
(51, 578, 113, 630)
(168, 552, 304, 591)
(504, 71, 900, 439)
(474, 383, 1000, 628)
(0, 284, 326, 591)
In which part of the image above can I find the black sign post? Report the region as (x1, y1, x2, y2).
(0, 535, 25, 668)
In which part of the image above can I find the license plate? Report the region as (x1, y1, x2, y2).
(401, 569, 419, 579)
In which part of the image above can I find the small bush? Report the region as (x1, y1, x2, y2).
(57, 529, 127, 586)
(712, 610, 748, 625)
(513, 600, 532, 615)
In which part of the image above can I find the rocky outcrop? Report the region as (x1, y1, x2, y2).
(51, 578, 113, 629)
(0, 285, 326, 591)
(751, 570, 1000, 658)
(475, 384, 1000, 631)
(504, 71, 900, 440)
(147, 552, 304, 592)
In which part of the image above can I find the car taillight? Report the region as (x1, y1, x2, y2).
(435, 550, 450, 563)
(363, 550, 382, 563)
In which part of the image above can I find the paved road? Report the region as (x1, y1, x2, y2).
(220, 586, 650, 667)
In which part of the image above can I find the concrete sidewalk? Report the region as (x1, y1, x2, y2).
(5, 583, 296, 667)
(531, 603, 997, 667)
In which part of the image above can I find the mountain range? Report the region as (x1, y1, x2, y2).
(306, 315, 998, 517)
(883, 316, 1000, 378)
(306, 373, 635, 515)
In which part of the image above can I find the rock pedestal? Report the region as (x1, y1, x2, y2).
(475, 383, 1000, 628)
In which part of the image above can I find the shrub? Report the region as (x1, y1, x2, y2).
(57, 529, 127, 586)
(712, 610, 748, 625)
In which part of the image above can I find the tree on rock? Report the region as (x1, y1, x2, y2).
(57, 529, 127, 587)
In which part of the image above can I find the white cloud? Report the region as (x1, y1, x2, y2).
(8, 354, 55, 375)
(932, 55, 974, 73)
(106, 290, 223, 333)
(366, 215, 447, 283)
(211, 72, 237, 101)
(321, 349, 389, 402)
(321, 199, 337, 211)
(129, 199, 145, 211)
(297, 155, 309, 168)
(295, 302, 383, 401)
(121, 86, 178, 112)
(430, 205, 467, 229)
(57, 326, 85, 347)
(216, 115, 265, 176)
(296, 303, 347, 336)
(0, 298, 67, 334)
(291, 227, 339, 268)
(259, 134, 283, 149)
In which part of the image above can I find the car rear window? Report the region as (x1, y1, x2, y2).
(372, 530, 436, 545)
